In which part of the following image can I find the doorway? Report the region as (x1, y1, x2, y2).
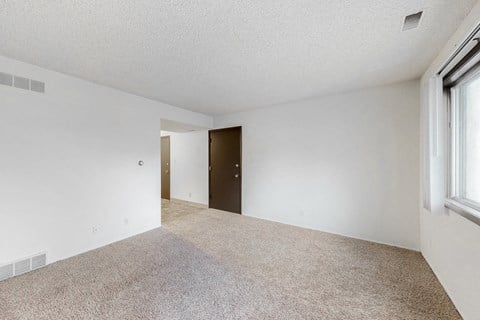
(161, 136, 170, 200)
(209, 126, 242, 214)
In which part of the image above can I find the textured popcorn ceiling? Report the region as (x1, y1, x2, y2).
(0, 1, 477, 115)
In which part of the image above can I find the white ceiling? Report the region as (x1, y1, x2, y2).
(160, 119, 207, 133)
(0, 1, 477, 115)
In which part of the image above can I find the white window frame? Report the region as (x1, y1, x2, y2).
(445, 65, 480, 224)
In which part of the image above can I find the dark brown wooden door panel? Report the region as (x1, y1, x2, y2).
(161, 136, 170, 200)
(209, 127, 242, 214)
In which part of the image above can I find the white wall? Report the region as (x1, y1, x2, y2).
(0, 55, 213, 265)
(161, 130, 209, 205)
(420, 2, 480, 319)
(215, 80, 420, 250)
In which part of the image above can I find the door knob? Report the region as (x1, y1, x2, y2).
(234, 174, 239, 178)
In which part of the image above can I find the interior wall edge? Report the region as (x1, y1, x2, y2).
(214, 79, 421, 251)
(0, 55, 212, 266)
(419, 2, 480, 319)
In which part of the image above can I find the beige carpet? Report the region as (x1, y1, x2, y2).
(161, 198, 206, 224)
(0, 202, 460, 319)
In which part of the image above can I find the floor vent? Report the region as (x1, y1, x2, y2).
(0, 264, 14, 281)
(0, 71, 45, 93)
(0, 252, 47, 282)
(31, 253, 47, 270)
(14, 259, 31, 276)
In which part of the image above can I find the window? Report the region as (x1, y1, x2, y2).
(446, 62, 480, 216)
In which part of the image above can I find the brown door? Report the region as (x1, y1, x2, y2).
(161, 136, 170, 200)
(209, 127, 241, 214)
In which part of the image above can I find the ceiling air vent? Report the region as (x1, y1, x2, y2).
(0, 71, 45, 93)
(403, 11, 423, 31)
(0, 72, 13, 86)
(30, 80, 45, 93)
(13, 76, 30, 90)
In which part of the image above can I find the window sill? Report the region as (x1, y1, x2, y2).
(445, 198, 480, 226)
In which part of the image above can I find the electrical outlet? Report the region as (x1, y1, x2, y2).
(124, 218, 129, 225)
(92, 226, 98, 234)
(189, 192, 192, 198)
